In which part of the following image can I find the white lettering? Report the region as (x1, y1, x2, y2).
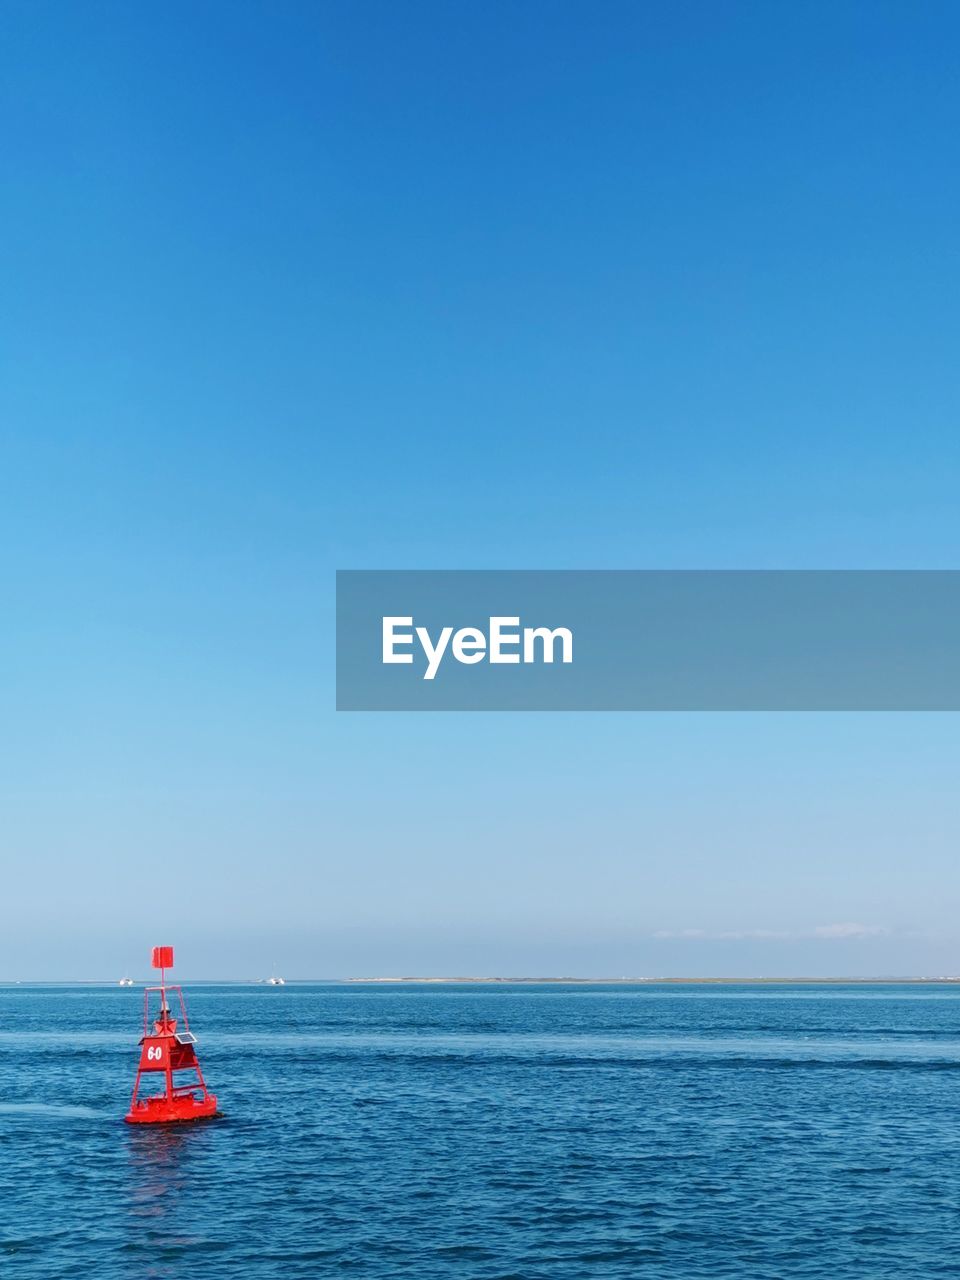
(489, 616, 521, 664)
(452, 627, 486, 664)
(417, 625, 453, 681)
(523, 626, 573, 664)
(382, 617, 574, 679)
(382, 617, 414, 664)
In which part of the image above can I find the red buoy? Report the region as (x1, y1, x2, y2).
(124, 946, 220, 1124)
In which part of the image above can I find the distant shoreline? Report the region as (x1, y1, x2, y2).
(5, 976, 960, 986)
(345, 975, 960, 985)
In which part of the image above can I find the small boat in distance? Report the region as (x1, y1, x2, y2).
(118, 977, 134, 987)
(266, 975, 285, 986)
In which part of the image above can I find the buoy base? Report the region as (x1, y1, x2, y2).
(125, 1093, 220, 1125)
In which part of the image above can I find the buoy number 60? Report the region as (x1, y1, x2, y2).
(146, 1046, 164, 1061)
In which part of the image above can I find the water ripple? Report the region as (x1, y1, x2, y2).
(3, 983, 960, 1277)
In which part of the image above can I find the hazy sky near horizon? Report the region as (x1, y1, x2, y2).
(3, 1, 960, 979)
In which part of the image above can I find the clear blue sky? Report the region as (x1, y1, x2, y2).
(2, 1, 959, 978)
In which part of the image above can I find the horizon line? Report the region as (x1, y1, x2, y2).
(4, 975, 960, 986)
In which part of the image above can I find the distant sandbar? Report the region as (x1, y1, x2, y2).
(346, 975, 960, 985)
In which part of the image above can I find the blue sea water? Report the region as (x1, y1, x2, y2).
(3, 983, 960, 1278)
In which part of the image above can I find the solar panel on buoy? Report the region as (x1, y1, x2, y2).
(124, 945, 220, 1124)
